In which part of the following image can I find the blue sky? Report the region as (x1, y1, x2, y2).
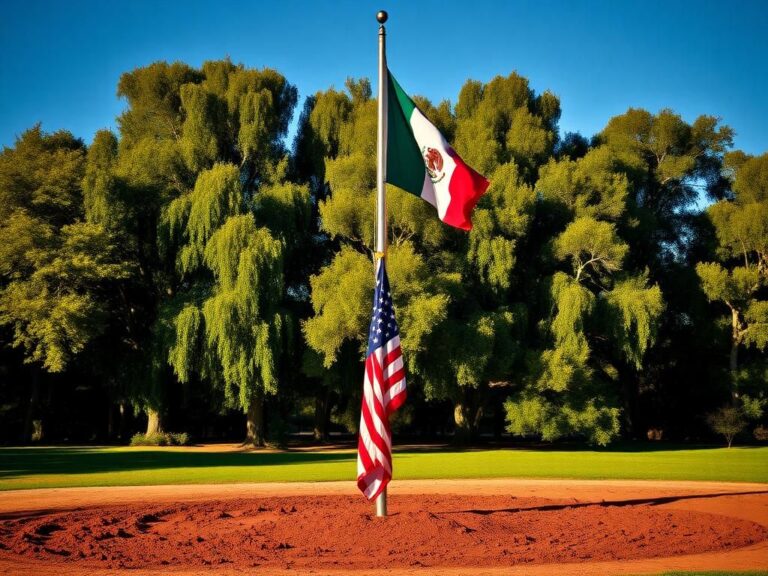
(1, 0, 767, 155)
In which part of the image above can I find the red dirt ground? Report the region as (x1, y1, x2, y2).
(0, 479, 767, 575)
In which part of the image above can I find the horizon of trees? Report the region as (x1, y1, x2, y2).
(0, 58, 766, 447)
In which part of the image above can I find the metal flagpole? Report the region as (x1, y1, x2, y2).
(375, 8, 389, 518)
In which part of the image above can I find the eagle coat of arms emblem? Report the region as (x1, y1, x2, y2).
(422, 146, 446, 184)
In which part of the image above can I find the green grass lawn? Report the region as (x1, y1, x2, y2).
(0, 444, 766, 491)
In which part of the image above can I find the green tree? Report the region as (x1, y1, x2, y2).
(164, 165, 309, 445)
(417, 74, 555, 441)
(303, 73, 569, 443)
(707, 405, 747, 448)
(422, 161, 534, 441)
(505, 213, 663, 445)
(90, 60, 305, 443)
(300, 80, 452, 436)
(570, 108, 733, 437)
(498, 113, 671, 444)
(102, 61, 204, 434)
(697, 152, 768, 404)
(155, 63, 305, 446)
(454, 73, 559, 181)
(0, 126, 131, 440)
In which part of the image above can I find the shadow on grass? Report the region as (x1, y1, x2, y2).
(393, 440, 742, 454)
(0, 447, 354, 480)
(1, 442, 763, 481)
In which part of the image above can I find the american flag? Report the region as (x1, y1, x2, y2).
(357, 258, 406, 501)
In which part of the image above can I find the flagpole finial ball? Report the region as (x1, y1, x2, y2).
(376, 10, 388, 24)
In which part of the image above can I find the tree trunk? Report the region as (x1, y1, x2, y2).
(245, 392, 265, 447)
(620, 368, 642, 439)
(145, 408, 163, 436)
(313, 389, 331, 442)
(730, 308, 740, 401)
(453, 400, 473, 444)
(118, 401, 127, 441)
(23, 365, 42, 443)
(453, 386, 484, 444)
(107, 404, 115, 440)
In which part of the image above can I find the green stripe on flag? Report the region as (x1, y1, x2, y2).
(386, 71, 425, 197)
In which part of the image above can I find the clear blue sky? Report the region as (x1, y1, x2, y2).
(1, 0, 767, 155)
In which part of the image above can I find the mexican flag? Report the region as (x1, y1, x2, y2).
(386, 70, 490, 231)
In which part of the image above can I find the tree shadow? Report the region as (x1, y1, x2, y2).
(0, 447, 355, 480)
(393, 440, 744, 453)
(1, 442, 762, 481)
(443, 490, 768, 516)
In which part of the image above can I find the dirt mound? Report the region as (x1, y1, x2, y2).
(0, 494, 765, 571)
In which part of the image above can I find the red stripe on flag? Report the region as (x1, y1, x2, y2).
(361, 357, 392, 460)
(357, 433, 374, 470)
(360, 390, 391, 464)
(369, 354, 392, 428)
(384, 345, 402, 366)
(386, 390, 407, 415)
(357, 348, 399, 501)
(384, 368, 405, 391)
(357, 467, 389, 501)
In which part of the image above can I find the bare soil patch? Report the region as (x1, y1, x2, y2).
(1, 483, 767, 574)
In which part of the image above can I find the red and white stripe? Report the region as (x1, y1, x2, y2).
(357, 334, 406, 500)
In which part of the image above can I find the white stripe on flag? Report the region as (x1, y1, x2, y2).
(384, 381, 406, 406)
(360, 392, 390, 473)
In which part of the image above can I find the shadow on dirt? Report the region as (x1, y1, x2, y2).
(447, 490, 768, 516)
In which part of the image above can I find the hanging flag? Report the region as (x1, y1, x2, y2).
(386, 70, 490, 231)
(357, 258, 406, 501)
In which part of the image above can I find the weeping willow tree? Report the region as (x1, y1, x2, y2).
(163, 164, 309, 445)
(299, 79, 452, 435)
(299, 73, 557, 442)
(419, 159, 534, 441)
(166, 166, 288, 444)
(504, 143, 665, 444)
(162, 89, 308, 444)
(426, 73, 555, 441)
(93, 59, 306, 443)
(80, 61, 206, 435)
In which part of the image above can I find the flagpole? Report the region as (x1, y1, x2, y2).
(375, 8, 389, 518)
